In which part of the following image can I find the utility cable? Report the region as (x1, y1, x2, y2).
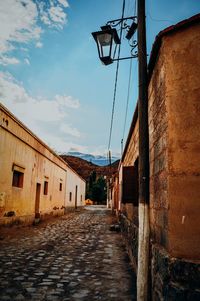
(122, 58, 133, 144)
(121, 0, 136, 154)
(108, 0, 126, 153)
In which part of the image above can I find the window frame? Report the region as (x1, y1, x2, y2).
(12, 170, 24, 188)
(44, 181, 48, 195)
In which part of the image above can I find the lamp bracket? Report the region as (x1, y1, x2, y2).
(105, 16, 138, 61)
(106, 16, 137, 29)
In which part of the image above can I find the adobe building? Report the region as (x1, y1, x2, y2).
(0, 103, 85, 226)
(117, 14, 200, 300)
(65, 166, 86, 209)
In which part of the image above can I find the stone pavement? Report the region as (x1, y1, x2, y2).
(0, 206, 136, 301)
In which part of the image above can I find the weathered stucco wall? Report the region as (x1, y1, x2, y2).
(148, 39, 169, 250)
(118, 17, 200, 300)
(0, 104, 67, 225)
(65, 167, 85, 209)
(149, 22, 200, 300)
(164, 24, 200, 259)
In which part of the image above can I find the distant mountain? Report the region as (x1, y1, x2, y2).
(65, 151, 120, 166)
(60, 155, 120, 181)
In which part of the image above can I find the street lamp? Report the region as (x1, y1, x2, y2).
(92, 25, 120, 65)
(92, 18, 137, 65)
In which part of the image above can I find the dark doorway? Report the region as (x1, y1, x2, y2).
(35, 183, 41, 218)
(75, 185, 78, 209)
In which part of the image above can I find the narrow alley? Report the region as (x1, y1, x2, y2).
(0, 207, 136, 301)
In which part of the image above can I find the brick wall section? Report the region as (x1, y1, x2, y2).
(123, 121, 139, 167)
(148, 45, 169, 250)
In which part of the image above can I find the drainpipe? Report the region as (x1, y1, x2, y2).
(137, 0, 150, 301)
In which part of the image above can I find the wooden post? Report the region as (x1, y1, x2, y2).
(137, 0, 150, 300)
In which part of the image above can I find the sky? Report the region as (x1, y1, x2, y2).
(0, 0, 199, 157)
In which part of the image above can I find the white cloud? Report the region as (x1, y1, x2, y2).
(49, 6, 67, 26)
(0, 0, 41, 54)
(35, 41, 43, 48)
(0, 72, 29, 103)
(57, 0, 69, 8)
(55, 95, 80, 109)
(38, 0, 68, 29)
(0, 72, 79, 121)
(0, 72, 83, 152)
(0, 56, 20, 66)
(60, 123, 81, 138)
(0, 0, 69, 64)
(24, 58, 30, 65)
(44, 134, 88, 154)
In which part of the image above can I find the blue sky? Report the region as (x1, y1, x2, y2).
(0, 0, 199, 156)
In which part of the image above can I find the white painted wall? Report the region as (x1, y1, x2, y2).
(65, 167, 86, 208)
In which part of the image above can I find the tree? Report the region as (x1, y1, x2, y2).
(86, 173, 107, 204)
(91, 176, 106, 204)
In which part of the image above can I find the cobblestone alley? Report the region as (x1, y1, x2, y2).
(0, 206, 136, 301)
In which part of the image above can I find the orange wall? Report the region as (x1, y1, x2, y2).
(165, 24, 200, 259)
(121, 22, 200, 260)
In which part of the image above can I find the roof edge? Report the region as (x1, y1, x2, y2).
(0, 102, 69, 169)
(148, 13, 200, 79)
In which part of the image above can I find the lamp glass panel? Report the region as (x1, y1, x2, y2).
(97, 33, 112, 46)
(97, 33, 113, 58)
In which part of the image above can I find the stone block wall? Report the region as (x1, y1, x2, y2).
(151, 244, 200, 301)
(119, 212, 138, 272)
(148, 45, 169, 250)
(123, 120, 139, 167)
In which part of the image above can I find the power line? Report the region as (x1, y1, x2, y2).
(107, 0, 126, 152)
(121, 0, 136, 154)
(122, 58, 133, 144)
(147, 11, 175, 23)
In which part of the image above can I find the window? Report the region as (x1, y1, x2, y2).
(69, 192, 72, 202)
(12, 170, 24, 188)
(59, 183, 62, 191)
(44, 181, 48, 195)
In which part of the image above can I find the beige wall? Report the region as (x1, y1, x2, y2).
(0, 104, 75, 225)
(65, 167, 86, 208)
(149, 24, 200, 259)
(123, 121, 139, 167)
(164, 24, 200, 259)
(148, 36, 169, 250)
(120, 22, 200, 260)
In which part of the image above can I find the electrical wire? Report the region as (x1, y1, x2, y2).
(134, 0, 137, 16)
(107, 0, 126, 153)
(122, 58, 133, 144)
(147, 11, 174, 23)
(121, 0, 136, 154)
